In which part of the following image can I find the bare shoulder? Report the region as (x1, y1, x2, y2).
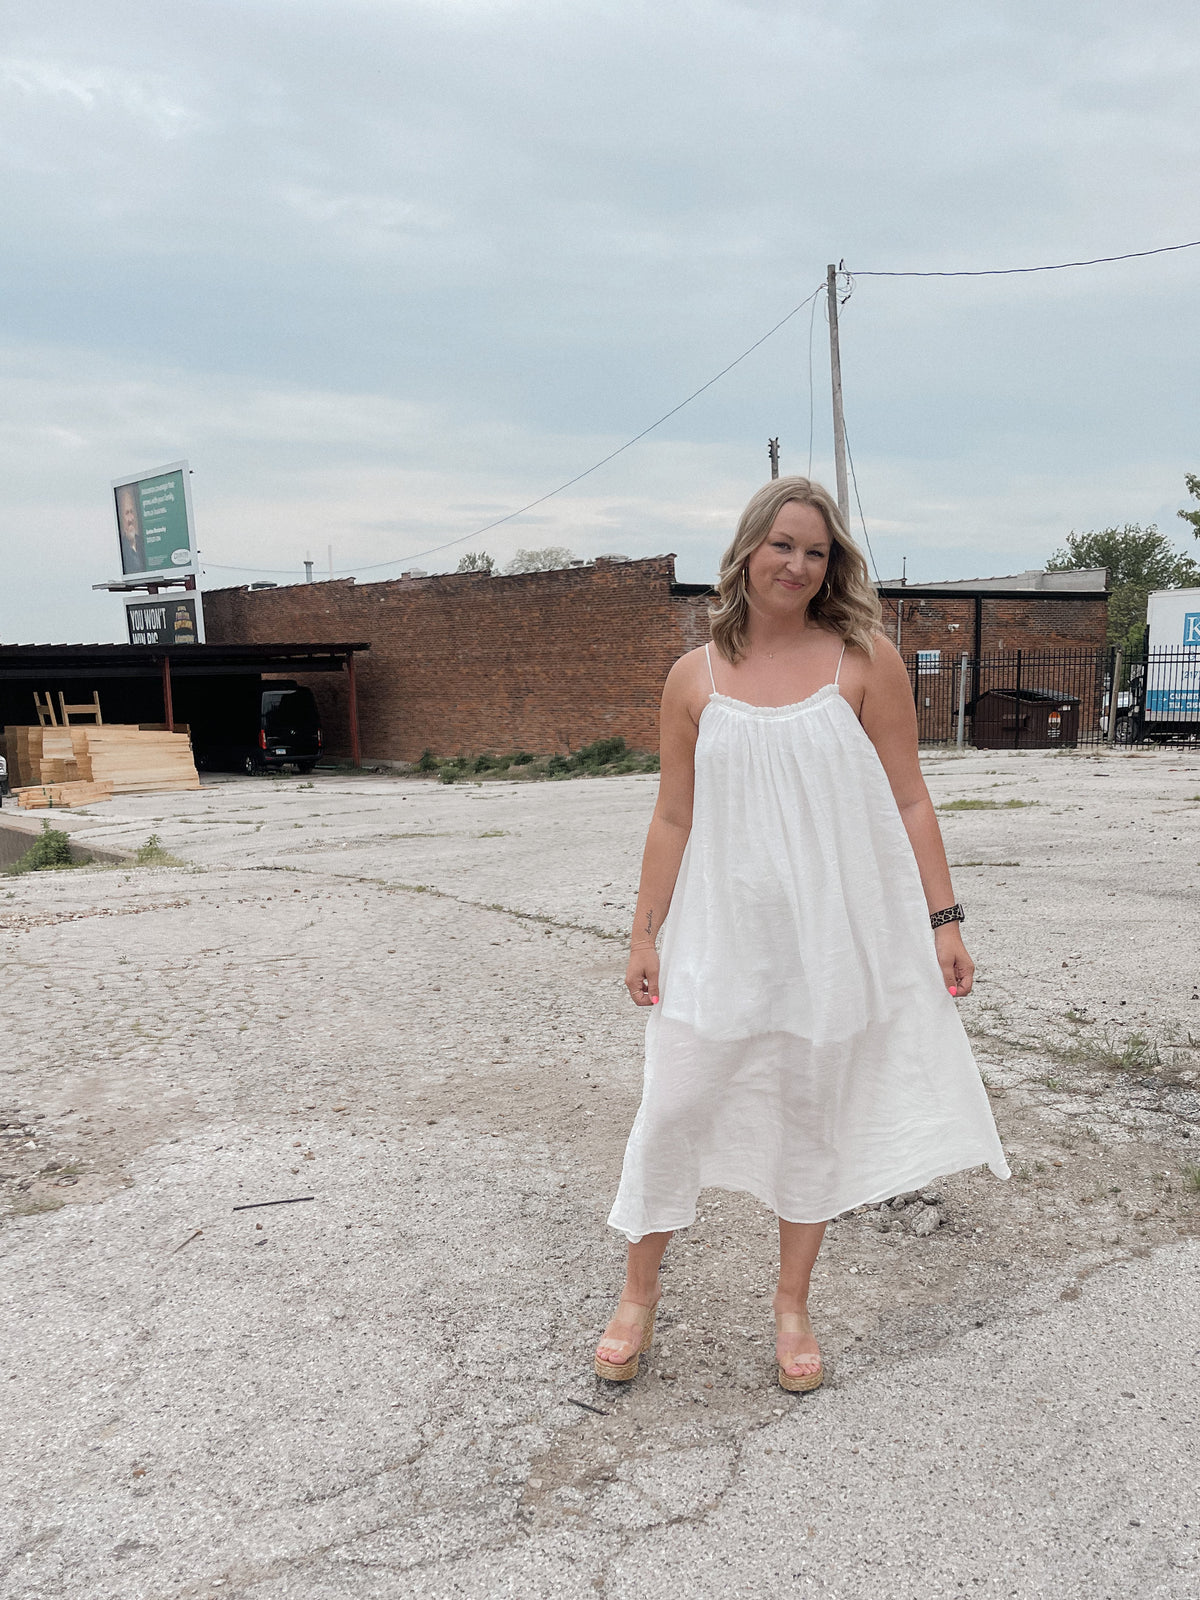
(860, 632, 909, 687)
(838, 630, 908, 713)
(663, 645, 714, 720)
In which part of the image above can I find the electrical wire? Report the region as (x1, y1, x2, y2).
(849, 237, 1200, 277)
(806, 290, 818, 479)
(202, 282, 827, 581)
(842, 416, 901, 629)
(841, 421, 880, 583)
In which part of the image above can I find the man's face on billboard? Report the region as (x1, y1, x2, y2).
(118, 488, 139, 544)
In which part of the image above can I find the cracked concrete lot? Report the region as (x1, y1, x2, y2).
(1, 745, 1199, 1598)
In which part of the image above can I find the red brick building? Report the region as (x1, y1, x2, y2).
(202, 557, 712, 762)
(877, 568, 1109, 658)
(202, 558, 1108, 762)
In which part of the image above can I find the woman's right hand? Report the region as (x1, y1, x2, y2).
(625, 945, 660, 1007)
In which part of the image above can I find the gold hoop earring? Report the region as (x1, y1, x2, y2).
(740, 568, 751, 598)
(821, 579, 832, 601)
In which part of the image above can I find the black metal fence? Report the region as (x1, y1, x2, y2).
(903, 646, 1200, 748)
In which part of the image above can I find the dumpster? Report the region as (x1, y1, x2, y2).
(969, 687, 1081, 749)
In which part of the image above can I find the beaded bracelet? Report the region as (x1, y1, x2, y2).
(930, 903, 965, 929)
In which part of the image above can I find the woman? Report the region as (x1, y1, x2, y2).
(596, 477, 1010, 1392)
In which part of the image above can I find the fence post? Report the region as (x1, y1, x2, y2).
(1105, 648, 1123, 745)
(1013, 650, 1023, 749)
(956, 652, 968, 749)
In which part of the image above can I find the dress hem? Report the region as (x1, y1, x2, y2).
(607, 1153, 1011, 1244)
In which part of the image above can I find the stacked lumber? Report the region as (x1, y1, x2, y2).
(15, 780, 114, 810)
(2, 724, 199, 797)
(84, 728, 199, 795)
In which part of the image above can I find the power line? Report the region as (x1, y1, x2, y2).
(842, 422, 901, 626)
(342, 283, 826, 576)
(205, 282, 826, 581)
(805, 290, 818, 479)
(849, 236, 1200, 278)
(840, 420, 880, 583)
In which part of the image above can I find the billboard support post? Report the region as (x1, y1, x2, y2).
(161, 655, 175, 733)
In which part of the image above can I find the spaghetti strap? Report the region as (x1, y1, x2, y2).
(704, 642, 718, 695)
(833, 643, 847, 688)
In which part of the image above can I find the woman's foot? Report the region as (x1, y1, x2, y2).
(594, 1290, 660, 1382)
(774, 1302, 823, 1393)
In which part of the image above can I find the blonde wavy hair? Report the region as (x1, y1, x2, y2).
(708, 476, 882, 663)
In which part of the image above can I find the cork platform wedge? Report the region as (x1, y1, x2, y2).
(775, 1311, 823, 1393)
(594, 1298, 658, 1382)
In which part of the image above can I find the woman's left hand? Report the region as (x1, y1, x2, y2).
(934, 923, 974, 997)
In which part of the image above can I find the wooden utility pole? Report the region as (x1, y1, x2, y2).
(768, 438, 780, 479)
(826, 263, 850, 525)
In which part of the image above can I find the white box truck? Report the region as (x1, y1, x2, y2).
(1130, 588, 1200, 740)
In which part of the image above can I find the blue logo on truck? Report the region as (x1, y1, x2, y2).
(1184, 613, 1200, 646)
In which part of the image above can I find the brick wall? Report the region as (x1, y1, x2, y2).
(203, 564, 1109, 761)
(202, 557, 713, 762)
(881, 594, 1108, 656)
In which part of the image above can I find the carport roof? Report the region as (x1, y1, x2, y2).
(0, 642, 369, 679)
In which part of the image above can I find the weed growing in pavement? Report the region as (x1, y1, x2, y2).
(949, 859, 1022, 868)
(1181, 1164, 1200, 1193)
(135, 834, 187, 867)
(937, 798, 1039, 811)
(4, 821, 83, 875)
(1038, 1025, 1161, 1074)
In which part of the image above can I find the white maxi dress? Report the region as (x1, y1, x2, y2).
(607, 643, 1010, 1242)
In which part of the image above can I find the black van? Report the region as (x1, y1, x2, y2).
(185, 678, 323, 774)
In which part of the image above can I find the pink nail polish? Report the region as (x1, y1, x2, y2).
(651, 996, 659, 1004)
(949, 985, 958, 996)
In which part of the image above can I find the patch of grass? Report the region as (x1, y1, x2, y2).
(1181, 1164, 1200, 1193)
(135, 834, 186, 867)
(937, 798, 1039, 811)
(4, 821, 82, 875)
(10, 1195, 65, 1216)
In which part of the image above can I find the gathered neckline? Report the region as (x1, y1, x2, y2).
(704, 683, 843, 719)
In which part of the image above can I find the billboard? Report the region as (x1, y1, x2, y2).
(124, 593, 205, 646)
(112, 461, 196, 580)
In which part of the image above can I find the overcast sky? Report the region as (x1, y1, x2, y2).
(2, 0, 1198, 642)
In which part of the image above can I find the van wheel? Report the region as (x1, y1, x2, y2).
(296, 761, 317, 774)
(242, 754, 261, 775)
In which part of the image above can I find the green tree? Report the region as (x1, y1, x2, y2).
(455, 551, 495, 574)
(503, 546, 577, 575)
(1178, 474, 1200, 538)
(1046, 524, 1200, 655)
